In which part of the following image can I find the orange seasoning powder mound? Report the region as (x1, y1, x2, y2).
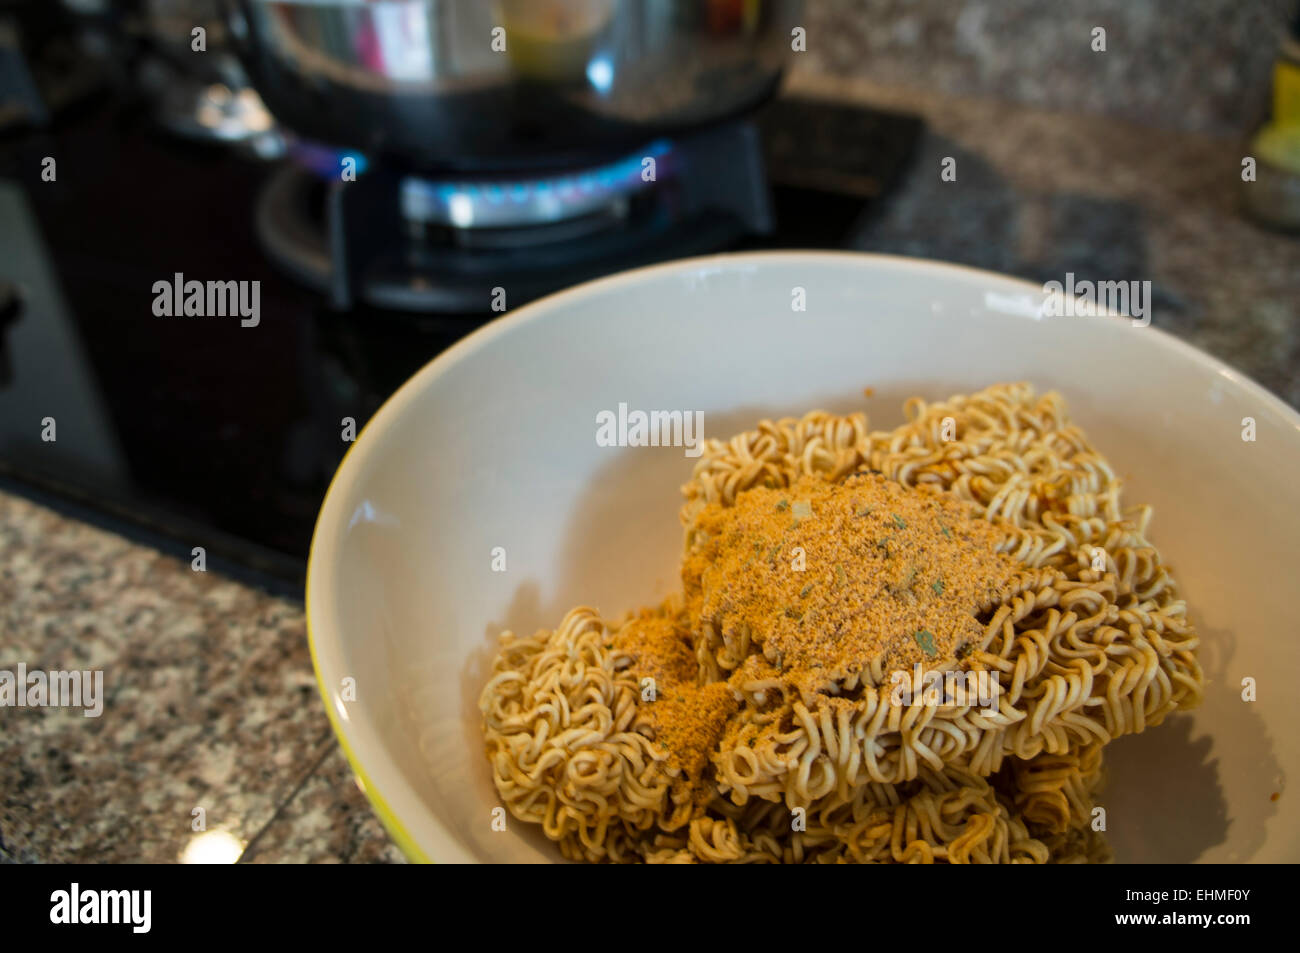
(681, 472, 1024, 691)
(614, 612, 738, 803)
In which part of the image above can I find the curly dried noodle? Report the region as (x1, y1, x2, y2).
(479, 383, 1202, 862)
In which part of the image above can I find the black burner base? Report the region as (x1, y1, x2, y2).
(257, 121, 775, 313)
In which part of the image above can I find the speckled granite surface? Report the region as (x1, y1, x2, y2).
(0, 491, 401, 864)
(239, 747, 405, 864)
(802, 0, 1288, 137)
(790, 70, 1300, 408)
(2, 76, 1297, 863)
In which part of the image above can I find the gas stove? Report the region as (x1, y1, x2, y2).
(257, 120, 772, 313)
(0, 87, 922, 592)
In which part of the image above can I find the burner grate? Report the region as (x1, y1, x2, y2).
(257, 121, 773, 312)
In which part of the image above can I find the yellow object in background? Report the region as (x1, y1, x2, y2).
(1257, 44, 1300, 175)
(1240, 22, 1300, 229)
(1274, 57, 1300, 127)
(1253, 121, 1300, 172)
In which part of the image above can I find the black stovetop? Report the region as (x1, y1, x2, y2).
(0, 88, 921, 594)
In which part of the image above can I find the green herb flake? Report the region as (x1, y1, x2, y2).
(892, 513, 907, 529)
(938, 521, 952, 539)
(775, 499, 789, 512)
(914, 630, 938, 658)
(799, 584, 813, 599)
(932, 578, 945, 595)
(855, 505, 874, 518)
(835, 563, 848, 587)
(955, 641, 973, 660)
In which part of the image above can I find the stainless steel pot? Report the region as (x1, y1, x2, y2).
(228, 0, 802, 170)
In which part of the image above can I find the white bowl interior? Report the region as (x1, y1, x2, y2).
(308, 252, 1300, 863)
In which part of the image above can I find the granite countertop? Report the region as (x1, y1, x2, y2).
(0, 491, 402, 863)
(3, 76, 1297, 863)
(787, 71, 1300, 408)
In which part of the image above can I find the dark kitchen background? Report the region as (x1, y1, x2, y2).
(1, 0, 1298, 863)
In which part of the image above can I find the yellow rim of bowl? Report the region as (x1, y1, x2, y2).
(305, 411, 431, 865)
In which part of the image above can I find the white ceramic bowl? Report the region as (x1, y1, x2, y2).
(306, 251, 1300, 863)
